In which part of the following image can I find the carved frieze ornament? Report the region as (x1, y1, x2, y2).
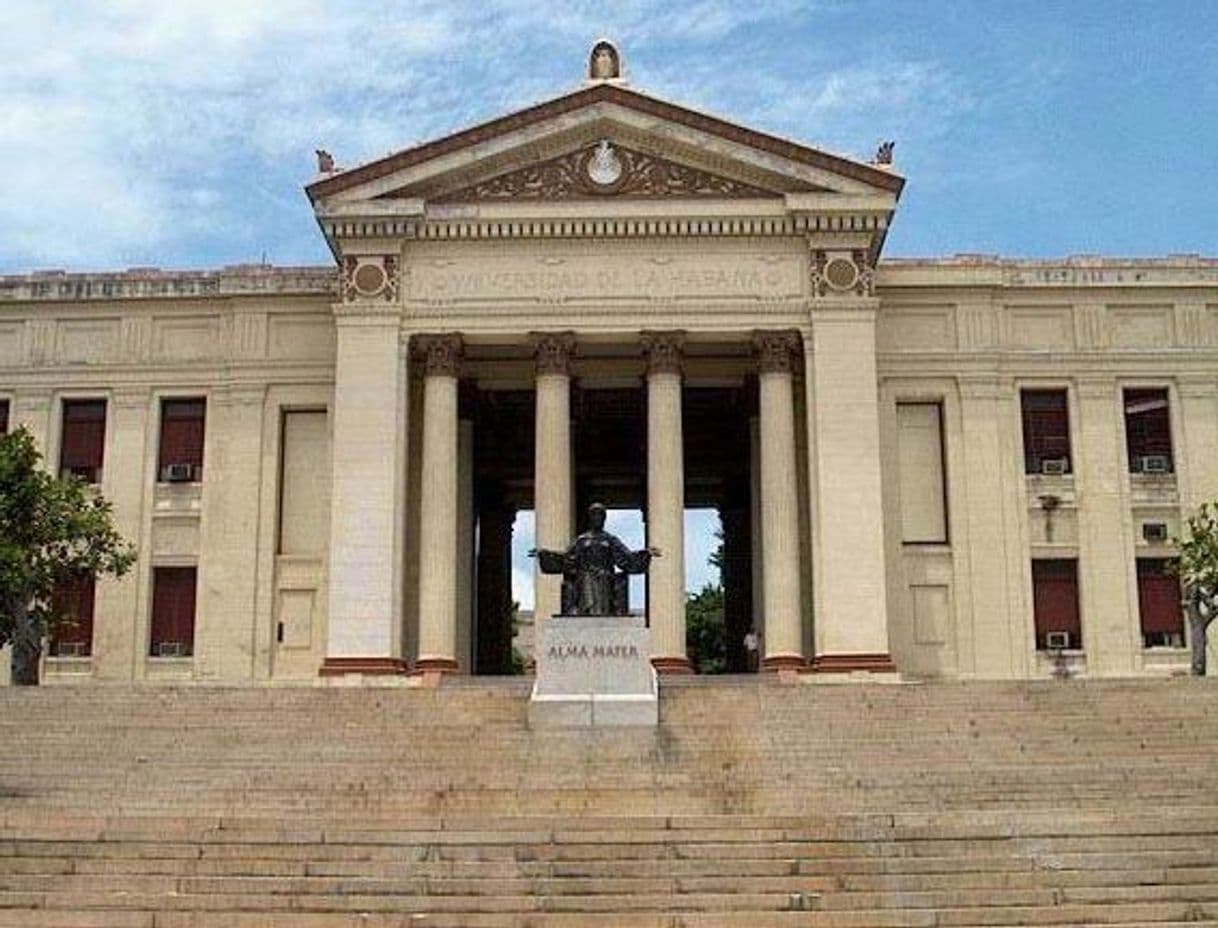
(752, 330, 801, 374)
(807, 245, 875, 299)
(439, 141, 774, 202)
(342, 255, 400, 303)
(642, 330, 685, 376)
(532, 331, 577, 376)
(417, 333, 463, 377)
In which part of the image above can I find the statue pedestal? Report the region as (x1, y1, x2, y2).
(529, 615, 658, 727)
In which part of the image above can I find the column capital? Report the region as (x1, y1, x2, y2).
(752, 329, 801, 375)
(416, 333, 464, 377)
(641, 330, 686, 376)
(531, 331, 576, 377)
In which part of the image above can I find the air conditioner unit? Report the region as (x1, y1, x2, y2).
(1039, 457, 1070, 476)
(54, 642, 87, 658)
(162, 463, 195, 483)
(1137, 454, 1170, 474)
(1045, 631, 1072, 650)
(60, 465, 96, 483)
(1142, 521, 1169, 543)
(156, 641, 186, 658)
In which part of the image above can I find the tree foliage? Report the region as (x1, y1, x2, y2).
(685, 527, 727, 674)
(686, 581, 726, 674)
(1176, 502, 1218, 604)
(0, 427, 136, 684)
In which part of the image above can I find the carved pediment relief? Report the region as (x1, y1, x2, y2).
(406, 140, 785, 203)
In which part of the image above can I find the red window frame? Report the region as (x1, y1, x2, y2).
(1123, 388, 1173, 473)
(1020, 389, 1071, 474)
(60, 399, 107, 483)
(150, 566, 197, 658)
(1137, 558, 1184, 646)
(48, 573, 95, 657)
(1031, 559, 1081, 650)
(158, 398, 206, 479)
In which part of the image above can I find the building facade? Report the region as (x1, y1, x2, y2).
(3, 46, 1217, 684)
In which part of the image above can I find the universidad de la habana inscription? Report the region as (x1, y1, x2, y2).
(405, 250, 805, 303)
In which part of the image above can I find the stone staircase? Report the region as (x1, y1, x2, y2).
(1, 677, 1217, 926)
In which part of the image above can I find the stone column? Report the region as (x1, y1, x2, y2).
(322, 302, 408, 676)
(1076, 377, 1138, 676)
(415, 334, 463, 674)
(753, 331, 805, 670)
(643, 331, 690, 673)
(805, 307, 896, 674)
(93, 389, 151, 680)
(532, 333, 575, 627)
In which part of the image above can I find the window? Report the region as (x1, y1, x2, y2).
(60, 399, 107, 483)
(896, 402, 948, 543)
(1124, 388, 1173, 474)
(1031, 559, 1081, 651)
(1137, 558, 1184, 648)
(1021, 389, 1071, 474)
(150, 566, 197, 658)
(0, 398, 9, 434)
(158, 398, 206, 481)
(48, 573, 95, 658)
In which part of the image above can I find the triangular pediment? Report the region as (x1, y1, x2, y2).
(410, 140, 789, 203)
(307, 83, 903, 208)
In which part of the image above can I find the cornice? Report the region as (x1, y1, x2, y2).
(0, 266, 336, 304)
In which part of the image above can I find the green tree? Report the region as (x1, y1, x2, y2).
(0, 427, 136, 685)
(685, 527, 727, 673)
(1175, 501, 1218, 675)
(685, 582, 726, 674)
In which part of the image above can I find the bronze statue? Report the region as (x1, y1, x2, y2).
(531, 503, 658, 616)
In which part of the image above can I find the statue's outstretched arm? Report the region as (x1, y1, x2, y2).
(530, 549, 569, 575)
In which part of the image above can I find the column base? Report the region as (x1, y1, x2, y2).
(651, 656, 695, 675)
(807, 653, 897, 673)
(762, 654, 807, 672)
(319, 657, 408, 677)
(410, 657, 460, 675)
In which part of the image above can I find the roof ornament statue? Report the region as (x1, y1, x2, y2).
(873, 140, 895, 165)
(315, 149, 336, 173)
(588, 39, 623, 82)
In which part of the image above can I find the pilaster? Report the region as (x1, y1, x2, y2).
(1174, 376, 1218, 676)
(92, 388, 152, 680)
(322, 300, 408, 676)
(196, 384, 266, 681)
(802, 302, 895, 674)
(1074, 377, 1138, 676)
(957, 375, 1027, 678)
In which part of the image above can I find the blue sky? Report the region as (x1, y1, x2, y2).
(3, 1, 1216, 605)
(2, 1, 1215, 272)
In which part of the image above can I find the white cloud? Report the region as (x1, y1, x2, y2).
(0, 0, 976, 270)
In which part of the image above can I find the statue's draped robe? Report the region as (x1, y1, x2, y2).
(537, 529, 651, 616)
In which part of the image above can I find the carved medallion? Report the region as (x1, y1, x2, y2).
(436, 141, 776, 202)
(342, 255, 400, 303)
